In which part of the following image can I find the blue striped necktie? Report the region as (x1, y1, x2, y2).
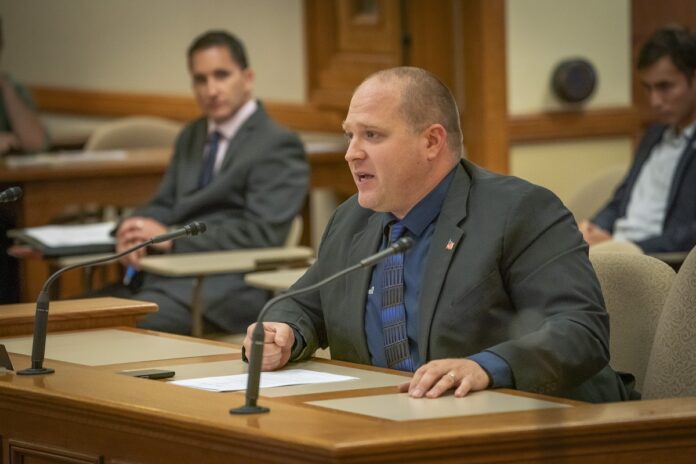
(381, 222, 414, 371)
(198, 131, 222, 189)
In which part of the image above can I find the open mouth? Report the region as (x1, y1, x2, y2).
(356, 173, 375, 183)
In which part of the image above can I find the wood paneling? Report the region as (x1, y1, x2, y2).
(305, 0, 404, 110)
(0, 298, 157, 337)
(460, 0, 509, 173)
(30, 86, 344, 133)
(509, 107, 640, 143)
(404, 0, 460, 100)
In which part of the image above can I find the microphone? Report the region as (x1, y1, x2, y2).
(0, 186, 22, 203)
(17, 221, 207, 376)
(151, 221, 207, 243)
(230, 236, 414, 415)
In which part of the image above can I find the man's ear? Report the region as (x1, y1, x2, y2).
(423, 124, 447, 160)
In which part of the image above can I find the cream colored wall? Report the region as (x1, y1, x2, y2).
(506, 0, 631, 114)
(0, 0, 305, 102)
(510, 138, 632, 207)
(506, 0, 633, 205)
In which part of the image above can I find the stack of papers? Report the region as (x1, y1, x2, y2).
(9, 222, 116, 257)
(4, 150, 127, 168)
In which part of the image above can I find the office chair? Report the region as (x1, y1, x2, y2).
(642, 245, 696, 399)
(589, 252, 675, 392)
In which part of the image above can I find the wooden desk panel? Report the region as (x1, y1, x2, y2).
(0, 297, 157, 336)
(1, 329, 696, 463)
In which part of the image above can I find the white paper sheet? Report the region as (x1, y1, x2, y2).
(23, 222, 115, 247)
(4, 150, 127, 167)
(169, 369, 358, 392)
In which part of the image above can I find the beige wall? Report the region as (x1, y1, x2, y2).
(506, 0, 631, 114)
(510, 138, 632, 206)
(506, 0, 633, 205)
(0, 0, 306, 102)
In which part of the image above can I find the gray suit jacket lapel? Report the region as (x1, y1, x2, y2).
(218, 109, 261, 172)
(417, 163, 470, 362)
(344, 213, 384, 363)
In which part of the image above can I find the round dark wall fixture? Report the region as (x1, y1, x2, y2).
(551, 58, 597, 103)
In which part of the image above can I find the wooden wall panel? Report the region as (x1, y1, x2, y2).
(509, 107, 640, 144)
(31, 86, 344, 133)
(404, 0, 460, 101)
(305, 0, 404, 110)
(460, 0, 508, 173)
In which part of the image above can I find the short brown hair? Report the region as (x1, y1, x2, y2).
(366, 67, 463, 159)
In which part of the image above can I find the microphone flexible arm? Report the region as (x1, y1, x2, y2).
(231, 236, 413, 414)
(17, 222, 206, 375)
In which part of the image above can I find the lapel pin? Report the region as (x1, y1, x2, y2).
(445, 240, 455, 251)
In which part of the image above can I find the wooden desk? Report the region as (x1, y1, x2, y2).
(1, 148, 172, 301)
(0, 297, 157, 337)
(139, 247, 314, 337)
(2, 143, 350, 303)
(1, 328, 695, 463)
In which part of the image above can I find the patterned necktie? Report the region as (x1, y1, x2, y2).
(197, 131, 222, 188)
(381, 222, 414, 371)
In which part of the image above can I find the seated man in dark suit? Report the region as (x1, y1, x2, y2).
(580, 26, 696, 253)
(243, 67, 632, 403)
(107, 31, 308, 334)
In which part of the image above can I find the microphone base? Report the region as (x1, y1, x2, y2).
(17, 367, 55, 376)
(229, 404, 270, 415)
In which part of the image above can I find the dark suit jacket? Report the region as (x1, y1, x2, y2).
(592, 124, 696, 252)
(267, 160, 628, 402)
(132, 102, 309, 332)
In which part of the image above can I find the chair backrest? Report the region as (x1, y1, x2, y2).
(85, 116, 182, 151)
(566, 165, 626, 223)
(284, 216, 303, 247)
(589, 252, 675, 392)
(642, 245, 696, 399)
(590, 239, 643, 255)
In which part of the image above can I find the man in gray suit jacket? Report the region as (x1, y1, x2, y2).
(244, 67, 631, 403)
(113, 31, 308, 334)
